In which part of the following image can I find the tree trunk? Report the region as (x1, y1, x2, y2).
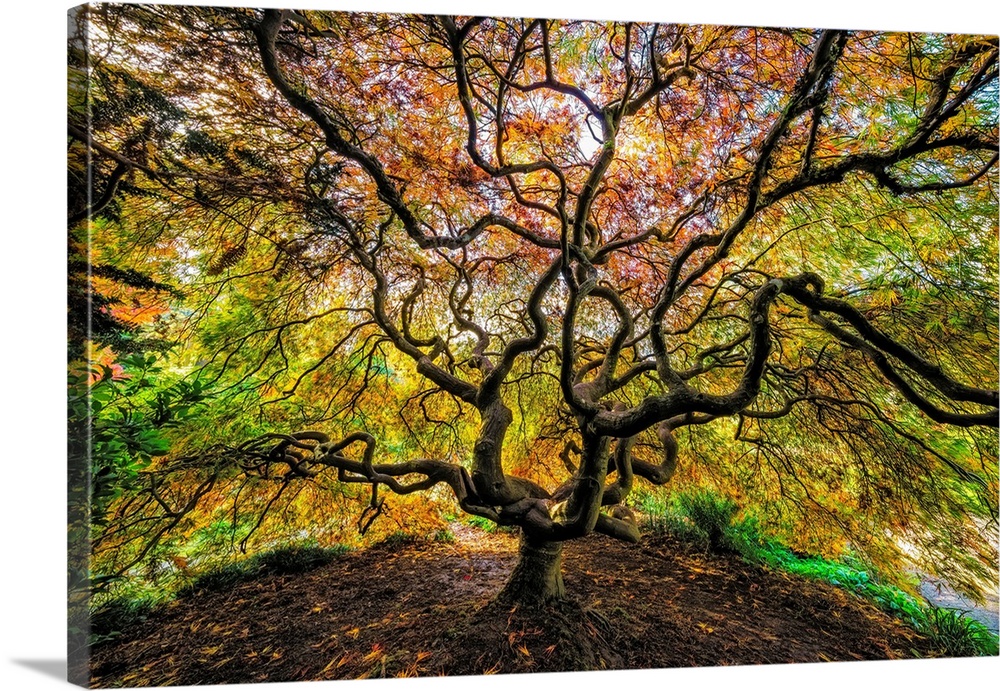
(496, 533, 565, 605)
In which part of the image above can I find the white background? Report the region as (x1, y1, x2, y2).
(2, 1, 998, 689)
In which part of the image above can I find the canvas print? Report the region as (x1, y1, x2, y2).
(68, 2, 999, 687)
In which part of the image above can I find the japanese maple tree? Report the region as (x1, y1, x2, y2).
(70, 5, 998, 604)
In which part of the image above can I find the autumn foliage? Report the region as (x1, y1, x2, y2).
(69, 5, 998, 610)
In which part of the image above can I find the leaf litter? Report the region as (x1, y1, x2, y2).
(91, 531, 941, 685)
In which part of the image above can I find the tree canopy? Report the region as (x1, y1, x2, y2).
(69, 5, 998, 604)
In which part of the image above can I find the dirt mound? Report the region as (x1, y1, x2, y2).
(90, 530, 940, 686)
(442, 598, 625, 675)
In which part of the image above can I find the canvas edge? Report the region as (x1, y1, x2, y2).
(67, 3, 94, 688)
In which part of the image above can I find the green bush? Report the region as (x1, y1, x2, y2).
(178, 563, 251, 596)
(466, 515, 496, 532)
(432, 528, 456, 543)
(378, 530, 418, 548)
(254, 545, 351, 575)
(676, 490, 738, 548)
(177, 543, 351, 597)
(90, 596, 158, 645)
(465, 515, 517, 534)
(634, 492, 686, 535)
(669, 490, 764, 555)
(918, 607, 999, 657)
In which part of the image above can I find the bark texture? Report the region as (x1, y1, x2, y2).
(496, 534, 566, 605)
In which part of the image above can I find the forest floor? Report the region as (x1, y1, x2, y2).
(90, 527, 946, 686)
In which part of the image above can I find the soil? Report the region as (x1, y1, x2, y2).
(90, 527, 944, 687)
